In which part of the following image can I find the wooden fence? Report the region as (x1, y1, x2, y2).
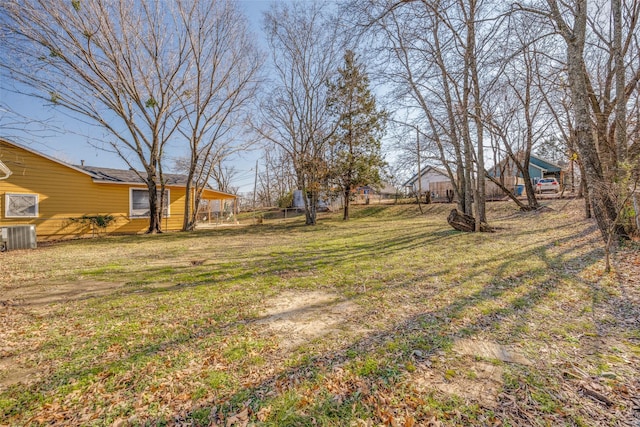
(428, 176, 519, 202)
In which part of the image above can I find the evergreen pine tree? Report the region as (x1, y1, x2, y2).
(327, 50, 387, 220)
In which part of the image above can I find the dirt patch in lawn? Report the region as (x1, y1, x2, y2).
(453, 338, 532, 366)
(256, 290, 359, 349)
(414, 339, 531, 409)
(0, 356, 41, 391)
(1, 280, 125, 307)
(416, 359, 505, 409)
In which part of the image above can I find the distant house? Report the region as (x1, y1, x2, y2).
(529, 156, 563, 182)
(487, 153, 564, 197)
(489, 154, 562, 183)
(355, 182, 399, 203)
(0, 138, 236, 241)
(403, 167, 454, 202)
(292, 189, 333, 210)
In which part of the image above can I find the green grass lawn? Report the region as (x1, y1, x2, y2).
(1, 200, 638, 426)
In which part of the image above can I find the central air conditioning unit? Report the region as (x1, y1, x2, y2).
(0, 225, 37, 251)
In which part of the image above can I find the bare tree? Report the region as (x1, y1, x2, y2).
(172, 0, 263, 231)
(483, 14, 559, 211)
(257, 1, 344, 225)
(348, 0, 499, 227)
(1, 0, 193, 233)
(539, 67, 595, 218)
(209, 160, 239, 196)
(516, 0, 640, 242)
(0, 100, 63, 144)
(256, 147, 297, 208)
(460, 0, 489, 228)
(349, 1, 465, 212)
(343, 0, 639, 240)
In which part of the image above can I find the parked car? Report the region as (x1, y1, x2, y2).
(535, 178, 560, 193)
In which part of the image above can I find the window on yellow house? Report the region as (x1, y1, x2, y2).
(129, 188, 169, 218)
(5, 193, 38, 218)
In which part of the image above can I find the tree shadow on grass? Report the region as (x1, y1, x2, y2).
(138, 227, 606, 425)
(53, 224, 457, 301)
(1, 206, 614, 425)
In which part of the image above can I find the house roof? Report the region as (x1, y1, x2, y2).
(403, 166, 449, 187)
(378, 182, 397, 195)
(358, 182, 397, 195)
(0, 138, 236, 198)
(78, 165, 188, 186)
(489, 153, 562, 174)
(77, 166, 237, 199)
(529, 155, 562, 173)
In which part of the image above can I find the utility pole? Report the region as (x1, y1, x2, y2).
(252, 159, 258, 211)
(417, 127, 422, 197)
(416, 126, 424, 214)
(416, 126, 423, 214)
(265, 151, 272, 207)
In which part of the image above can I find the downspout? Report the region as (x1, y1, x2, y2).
(0, 160, 12, 180)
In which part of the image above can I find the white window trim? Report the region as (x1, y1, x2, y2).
(5, 193, 39, 218)
(129, 188, 170, 218)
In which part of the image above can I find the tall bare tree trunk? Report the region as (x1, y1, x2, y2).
(547, 0, 626, 242)
(465, 0, 487, 225)
(146, 169, 162, 234)
(612, 0, 627, 166)
(577, 159, 592, 218)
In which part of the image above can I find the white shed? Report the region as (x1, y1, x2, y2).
(403, 167, 452, 194)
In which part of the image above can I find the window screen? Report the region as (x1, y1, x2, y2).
(5, 193, 38, 218)
(130, 188, 169, 218)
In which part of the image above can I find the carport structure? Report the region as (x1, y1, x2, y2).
(195, 188, 238, 226)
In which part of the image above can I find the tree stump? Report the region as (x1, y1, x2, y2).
(447, 209, 493, 232)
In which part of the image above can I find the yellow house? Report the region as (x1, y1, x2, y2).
(0, 138, 237, 242)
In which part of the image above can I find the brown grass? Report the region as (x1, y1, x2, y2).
(0, 199, 638, 426)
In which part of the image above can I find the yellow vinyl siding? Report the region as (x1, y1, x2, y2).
(0, 140, 208, 241)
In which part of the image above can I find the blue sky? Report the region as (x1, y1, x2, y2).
(0, 0, 275, 194)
